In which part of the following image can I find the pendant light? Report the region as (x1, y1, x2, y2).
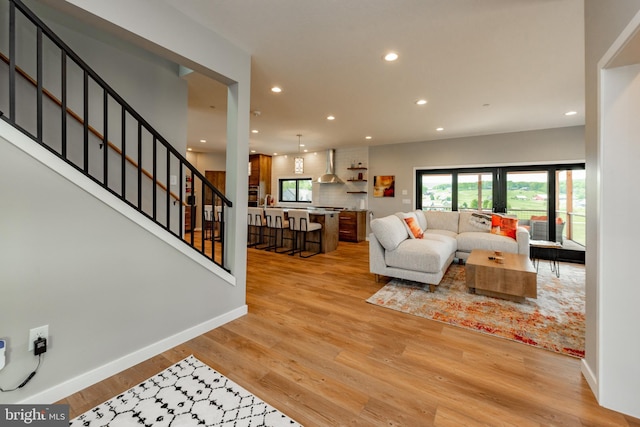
(294, 134, 304, 174)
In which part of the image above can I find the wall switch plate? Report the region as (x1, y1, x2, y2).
(402, 189, 408, 195)
(170, 175, 177, 186)
(0, 339, 5, 370)
(28, 325, 48, 352)
(402, 199, 411, 204)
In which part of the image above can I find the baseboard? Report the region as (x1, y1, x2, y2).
(581, 358, 598, 401)
(18, 305, 248, 404)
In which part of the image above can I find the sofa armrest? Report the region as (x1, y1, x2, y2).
(369, 232, 387, 274)
(516, 226, 530, 257)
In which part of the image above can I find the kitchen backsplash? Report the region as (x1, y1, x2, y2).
(271, 146, 369, 209)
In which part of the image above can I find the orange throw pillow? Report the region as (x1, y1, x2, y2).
(404, 217, 424, 239)
(491, 214, 518, 240)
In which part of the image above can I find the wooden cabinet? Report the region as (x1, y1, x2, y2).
(249, 154, 271, 205)
(205, 171, 226, 205)
(185, 205, 194, 232)
(339, 210, 366, 242)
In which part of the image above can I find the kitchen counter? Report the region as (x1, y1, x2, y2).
(308, 211, 339, 252)
(338, 210, 367, 242)
(272, 208, 339, 253)
(265, 206, 367, 251)
(307, 206, 368, 213)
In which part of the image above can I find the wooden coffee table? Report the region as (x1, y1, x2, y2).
(465, 249, 537, 302)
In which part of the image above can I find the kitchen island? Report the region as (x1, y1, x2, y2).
(307, 210, 339, 253)
(270, 208, 339, 253)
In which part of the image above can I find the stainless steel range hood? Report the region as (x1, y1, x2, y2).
(317, 149, 344, 184)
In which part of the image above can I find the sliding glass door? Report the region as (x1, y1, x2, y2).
(419, 173, 453, 211)
(505, 170, 552, 241)
(458, 172, 493, 212)
(416, 163, 585, 246)
(557, 169, 586, 245)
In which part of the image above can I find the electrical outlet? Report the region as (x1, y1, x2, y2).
(0, 339, 6, 370)
(28, 325, 48, 352)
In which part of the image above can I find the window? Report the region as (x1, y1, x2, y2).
(279, 178, 313, 203)
(506, 171, 548, 221)
(458, 172, 493, 212)
(557, 169, 585, 245)
(420, 173, 453, 211)
(416, 163, 585, 245)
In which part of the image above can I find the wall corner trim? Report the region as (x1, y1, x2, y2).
(581, 358, 598, 400)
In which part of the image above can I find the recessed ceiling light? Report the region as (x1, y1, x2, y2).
(565, 111, 577, 116)
(251, 129, 259, 134)
(304, 149, 308, 153)
(199, 139, 206, 143)
(327, 115, 335, 121)
(271, 86, 282, 93)
(300, 144, 305, 147)
(273, 152, 278, 155)
(251, 150, 256, 153)
(187, 147, 193, 151)
(384, 52, 398, 62)
(436, 127, 444, 132)
(415, 99, 427, 105)
(365, 136, 372, 140)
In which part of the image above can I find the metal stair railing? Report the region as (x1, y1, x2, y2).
(0, 0, 232, 272)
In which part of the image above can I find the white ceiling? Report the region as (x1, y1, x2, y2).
(167, 0, 585, 155)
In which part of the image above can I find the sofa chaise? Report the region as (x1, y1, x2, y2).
(369, 210, 530, 290)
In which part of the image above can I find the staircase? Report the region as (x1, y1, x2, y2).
(0, 0, 231, 272)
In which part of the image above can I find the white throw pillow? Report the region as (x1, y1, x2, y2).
(371, 215, 409, 250)
(414, 209, 427, 230)
(469, 212, 492, 231)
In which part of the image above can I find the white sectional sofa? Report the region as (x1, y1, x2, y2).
(369, 210, 530, 290)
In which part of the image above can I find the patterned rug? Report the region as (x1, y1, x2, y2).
(71, 355, 301, 426)
(367, 262, 585, 358)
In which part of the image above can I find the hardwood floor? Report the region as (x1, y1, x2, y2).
(58, 240, 640, 426)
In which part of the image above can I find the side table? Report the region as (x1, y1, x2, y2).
(529, 239, 562, 278)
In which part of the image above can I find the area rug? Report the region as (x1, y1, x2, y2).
(71, 355, 301, 426)
(367, 262, 585, 358)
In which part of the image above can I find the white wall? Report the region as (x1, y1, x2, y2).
(46, 0, 252, 286)
(0, 123, 244, 403)
(368, 126, 584, 219)
(19, 0, 189, 152)
(584, 0, 640, 418)
(191, 152, 227, 173)
(0, 0, 251, 403)
(0, 1, 191, 233)
(597, 63, 640, 418)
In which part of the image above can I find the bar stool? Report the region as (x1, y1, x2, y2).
(203, 205, 214, 240)
(247, 207, 267, 247)
(264, 208, 290, 253)
(213, 205, 223, 241)
(287, 209, 322, 258)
